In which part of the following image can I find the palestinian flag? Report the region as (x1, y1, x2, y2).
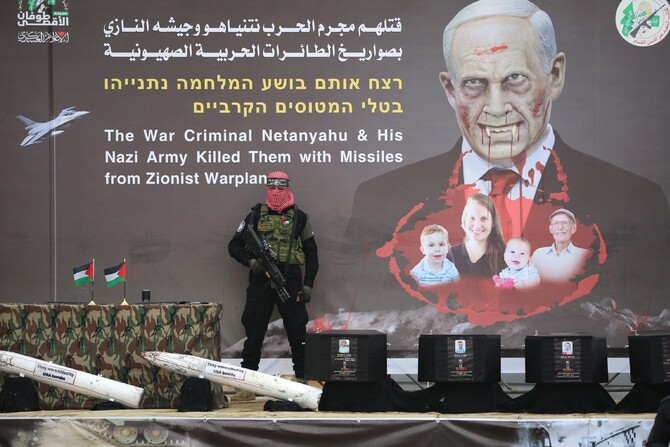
(104, 261, 127, 288)
(73, 261, 94, 286)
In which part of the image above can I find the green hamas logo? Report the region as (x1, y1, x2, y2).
(616, 0, 670, 46)
(620, 2, 661, 36)
(17, 0, 70, 44)
(28, 0, 56, 13)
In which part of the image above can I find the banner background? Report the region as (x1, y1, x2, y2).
(1, 0, 668, 352)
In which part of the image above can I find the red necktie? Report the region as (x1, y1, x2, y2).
(483, 169, 520, 241)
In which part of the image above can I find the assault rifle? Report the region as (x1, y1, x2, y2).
(244, 226, 291, 303)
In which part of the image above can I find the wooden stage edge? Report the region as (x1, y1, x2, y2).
(0, 396, 656, 420)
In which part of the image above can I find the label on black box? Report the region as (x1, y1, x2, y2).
(448, 336, 474, 381)
(330, 337, 357, 380)
(554, 338, 581, 382)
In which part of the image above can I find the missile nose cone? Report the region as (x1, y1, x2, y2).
(140, 351, 158, 361)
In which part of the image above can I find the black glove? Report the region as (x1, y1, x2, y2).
(248, 259, 264, 275)
(297, 285, 312, 303)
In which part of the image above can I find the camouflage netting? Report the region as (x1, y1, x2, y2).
(0, 303, 228, 410)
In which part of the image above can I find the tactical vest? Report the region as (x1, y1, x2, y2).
(256, 204, 305, 265)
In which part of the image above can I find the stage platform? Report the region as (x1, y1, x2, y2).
(0, 397, 656, 447)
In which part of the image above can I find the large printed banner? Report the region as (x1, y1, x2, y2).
(1, 0, 669, 353)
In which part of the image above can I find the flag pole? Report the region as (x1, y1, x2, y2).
(91, 258, 95, 303)
(123, 258, 127, 300)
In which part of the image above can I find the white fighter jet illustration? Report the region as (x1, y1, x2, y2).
(17, 107, 89, 147)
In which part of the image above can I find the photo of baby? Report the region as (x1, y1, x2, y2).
(493, 237, 540, 290)
(410, 224, 460, 286)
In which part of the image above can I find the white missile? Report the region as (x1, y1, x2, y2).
(141, 351, 322, 410)
(0, 350, 144, 409)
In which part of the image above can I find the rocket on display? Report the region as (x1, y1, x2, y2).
(0, 350, 144, 408)
(141, 351, 322, 410)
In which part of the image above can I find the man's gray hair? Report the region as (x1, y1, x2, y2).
(443, 0, 557, 77)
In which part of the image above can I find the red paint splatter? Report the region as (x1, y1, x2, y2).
(512, 145, 527, 173)
(592, 223, 608, 264)
(532, 90, 546, 117)
(447, 151, 466, 188)
(549, 192, 570, 202)
(310, 316, 334, 332)
(489, 44, 508, 53)
(376, 202, 425, 258)
(474, 44, 509, 56)
(548, 147, 570, 202)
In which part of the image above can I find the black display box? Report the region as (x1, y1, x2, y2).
(628, 331, 670, 384)
(304, 330, 387, 382)
(418, 334, 501, 383)
(524, 334, 608, 384)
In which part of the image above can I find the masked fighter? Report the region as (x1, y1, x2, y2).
(229, 171, 319, 386)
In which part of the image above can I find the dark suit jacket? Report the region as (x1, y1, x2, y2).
(341, 133, 669, 337)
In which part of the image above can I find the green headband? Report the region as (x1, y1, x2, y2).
(267, 178, 289, 187)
